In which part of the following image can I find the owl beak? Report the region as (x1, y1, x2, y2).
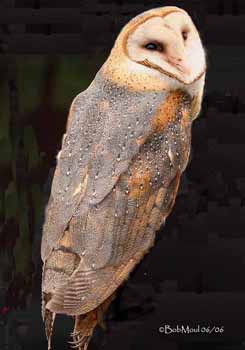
(167, 56, 191, 76)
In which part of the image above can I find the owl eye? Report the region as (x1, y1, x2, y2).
(182, 30, 189, 41)
(144, 42, 163, 52)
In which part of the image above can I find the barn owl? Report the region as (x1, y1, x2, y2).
(41, 6, 206, 350)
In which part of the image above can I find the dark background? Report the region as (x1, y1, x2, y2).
(1, 0, 245, 349)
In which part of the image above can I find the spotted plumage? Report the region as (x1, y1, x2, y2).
(41, 6, 206, 350)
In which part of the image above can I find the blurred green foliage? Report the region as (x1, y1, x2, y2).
(16, 54, 106, 112)
(23, 126, 41, 173)
(0, 73, 12, 172)
(4, 182, 18, 222)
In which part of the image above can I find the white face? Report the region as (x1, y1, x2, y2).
(126, 12, 206, 85)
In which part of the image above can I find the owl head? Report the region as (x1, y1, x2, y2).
(102, 6, 206, 91)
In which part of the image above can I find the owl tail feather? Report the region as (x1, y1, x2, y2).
(69, 293, 116, 350)
(42, 293, 56, 350)
(44, 308, 56, 350)
(69, 313, 97, 350)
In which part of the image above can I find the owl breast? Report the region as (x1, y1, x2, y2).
(130, 90, 192, 190)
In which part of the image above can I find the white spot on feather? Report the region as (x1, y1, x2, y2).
(168, 147, 174, 163)
(73, 183, 82, 197)
(72, 173, 88, 197)
(56, 150, 62, 161)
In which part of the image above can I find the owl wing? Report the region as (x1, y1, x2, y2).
(56, 172, 180, 315)
(44, 153, 181, 316)
(41, 80, 164, 261)
(42, 81, 192, 315)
